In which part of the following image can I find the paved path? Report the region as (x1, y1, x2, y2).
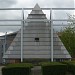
(0, 66, 4, 75)
(31, 66, 42, 75)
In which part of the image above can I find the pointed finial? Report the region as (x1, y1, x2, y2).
(33, 3, 41, 10)
(30, 3, 44, 14)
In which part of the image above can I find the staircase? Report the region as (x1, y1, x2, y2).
(31, 66, 42, 75)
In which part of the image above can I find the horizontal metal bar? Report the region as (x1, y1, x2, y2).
(0, 25, 21, 26)
(0, 8, 32, 10)
(53, 24, 71, 26)
(0, 19, 74, 22)
(26, 19, 75, 21)
(0, 8, 75, 10)
(0, 19, 22, 21)
(51, 19, 75, 21)
(46, 8, 75, 10)
(0, 24, 72, 26)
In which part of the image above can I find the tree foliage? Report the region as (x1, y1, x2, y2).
(59, 14, 75, 58)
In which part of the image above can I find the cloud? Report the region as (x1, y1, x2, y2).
(0, 32, 5, 36)
(13, 0, 74, 8)
(0, 0, 74, 35)
(13, 0, 74, 19)
(52, 0, 74, 8)
(0, 26, 20, 34)
(0, 0, 17, 7)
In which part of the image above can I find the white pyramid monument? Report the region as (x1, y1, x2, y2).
(3, 4, 71, 62)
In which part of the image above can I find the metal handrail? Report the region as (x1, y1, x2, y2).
(0, 8, 75, 10)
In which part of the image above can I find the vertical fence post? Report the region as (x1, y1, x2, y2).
(3, 32, 7, 63)
(21, 8, 24, 62)
(50, 8, 53, 62)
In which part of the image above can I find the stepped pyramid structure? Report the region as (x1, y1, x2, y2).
(3, 4, 71, 63)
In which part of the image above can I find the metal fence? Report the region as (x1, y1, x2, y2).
(0, 8, 75, 63)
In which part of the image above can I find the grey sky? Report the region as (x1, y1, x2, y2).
(0, 0, 17, 7)
(0, 0, 74, 35)
(12, 0, 74, 8)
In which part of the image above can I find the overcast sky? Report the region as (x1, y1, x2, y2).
(0, 0, 74, 8)
(0, 0, 75, 35)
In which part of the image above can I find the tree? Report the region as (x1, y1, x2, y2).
(59, 14, 75, 58)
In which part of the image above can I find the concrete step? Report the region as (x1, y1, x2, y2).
(31, 66, 42, 75)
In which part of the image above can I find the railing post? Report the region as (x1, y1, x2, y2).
(50, 8, 53, 62)
(3, 32, 7, 63)
(21, 8, 24, 62)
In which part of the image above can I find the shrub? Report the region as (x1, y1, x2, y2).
(6, 63, 33, 68)
(41, 62, 67, 75)
(62, 61, 75, 75)
(2, 63, 33, 75)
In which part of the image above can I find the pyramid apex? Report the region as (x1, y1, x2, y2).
(33, 3, 41, 10)
(29, 4, 44, 14)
